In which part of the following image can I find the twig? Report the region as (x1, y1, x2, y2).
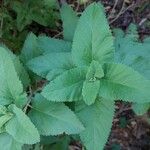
(139, 18, 147, 26)
(108, 0, 119, 19)
(23, 86, 33, 113)
(110, 1, 135, 24)
(109, 0, 125, 24)
(53, 31, 63, 38)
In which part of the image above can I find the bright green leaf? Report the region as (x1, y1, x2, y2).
(0, 113, 13, 128)
(76, 98, 115, 150)
(0, 47, 27, 107)
(42, 67, 87, 102)
(82, 80, 100, 105)
(29, 94, 84, 135)
(0, 44, 30, 88)
(6, 104, 40, 144)
(27, 52, 73, 78)
(99, 63, 150, 103)
(86, 60, 104, 80)
(72, 3, 114, 66)
(20, 32, 42, 64)
(37, 36, 71, 53)
(114, 24, 150, 79)
(13, 56, 30, 89)
(60, 3, 78, 41)
(0, 133, 22, 150)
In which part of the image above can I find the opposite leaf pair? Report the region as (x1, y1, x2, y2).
(27, 2, 150, 150)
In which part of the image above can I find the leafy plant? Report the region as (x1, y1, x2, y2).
(0, 2, 150, 150)
(114, 24, 150, 115)
(25, 2, 150, 150)
(0, 0, 59, 51)
(12, 0, 59, 31)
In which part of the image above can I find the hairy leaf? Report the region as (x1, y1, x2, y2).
(29, 94, 84, 135)
(114, 24, 150, 79)
(42, 67, 87, 102)
(99, 63, 150, 103)
(86, 60, 104, 80)
(60, 3, 78, 41)
(20, 32, 42, 64)
(0, 133, 22, 150)
(0, 44, 30, 89)
(6, 104, 40, 144)
(82, 80, 100, 105)
(0, 113, 13, 128)
(13, 56, 30, 89)
(72, 3, 114, 66)
(76, 98, 115, 150)
(27, 52, 73, 78)
(37, 36, 72, 53)
(0, 47, 27, 107)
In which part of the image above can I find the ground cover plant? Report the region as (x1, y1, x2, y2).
(0, 0, 59, 51)
(114, 23, 150, 116)
(0, 1, 150, 150)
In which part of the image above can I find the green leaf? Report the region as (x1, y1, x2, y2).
(114, 24, 150, 113)
(6, 104, 40, 144)
(42, 67, 87, 102)
(0, 113, 13, 128)
(1, 44, 30, 88)
(13, 56, 30, 89)
(13, 0, 59, 31)
(20, 32, 42, 64)
(75, 98, 115, 150)
(38, 36, 72, 53)
(0, 47, 27, 107)
(99, 63, 150, 103)
(0, 133, 22, 150)
(29, 94, 84, 135)
(13, 1, 32, 31)
(27, 52, 73, 78)
(132, 103, 150, 115)
(86, 60, 104, 80)
(44, 136, 70, 150)
(0, 105, 7, 115)
(114, 24, 150, 80)
(72, 3, 114, 66)
(82, 80, 100, 105)
(46, 68, 66, 81)
(60, 3, 78, 41)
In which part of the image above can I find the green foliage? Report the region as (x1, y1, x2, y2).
(12, 0, 59, 31)
(42, 67, 87, 102)
(1, 2, 150, 150)
(29, 94, 84, 135)
(114, 24, 150, 115)
(37, 36, 72, 53)
(72, 3, 114, 66)
(0, 0, 59, 50)
(5, 104, 40, 144)
(60, 3, 78, 41)
(0, 133, 23, 150)
(76, 99, 115, 150)
(27, 2, 150, 150)
(0, 47, 27, 107)
(0, 47, 40, 149)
